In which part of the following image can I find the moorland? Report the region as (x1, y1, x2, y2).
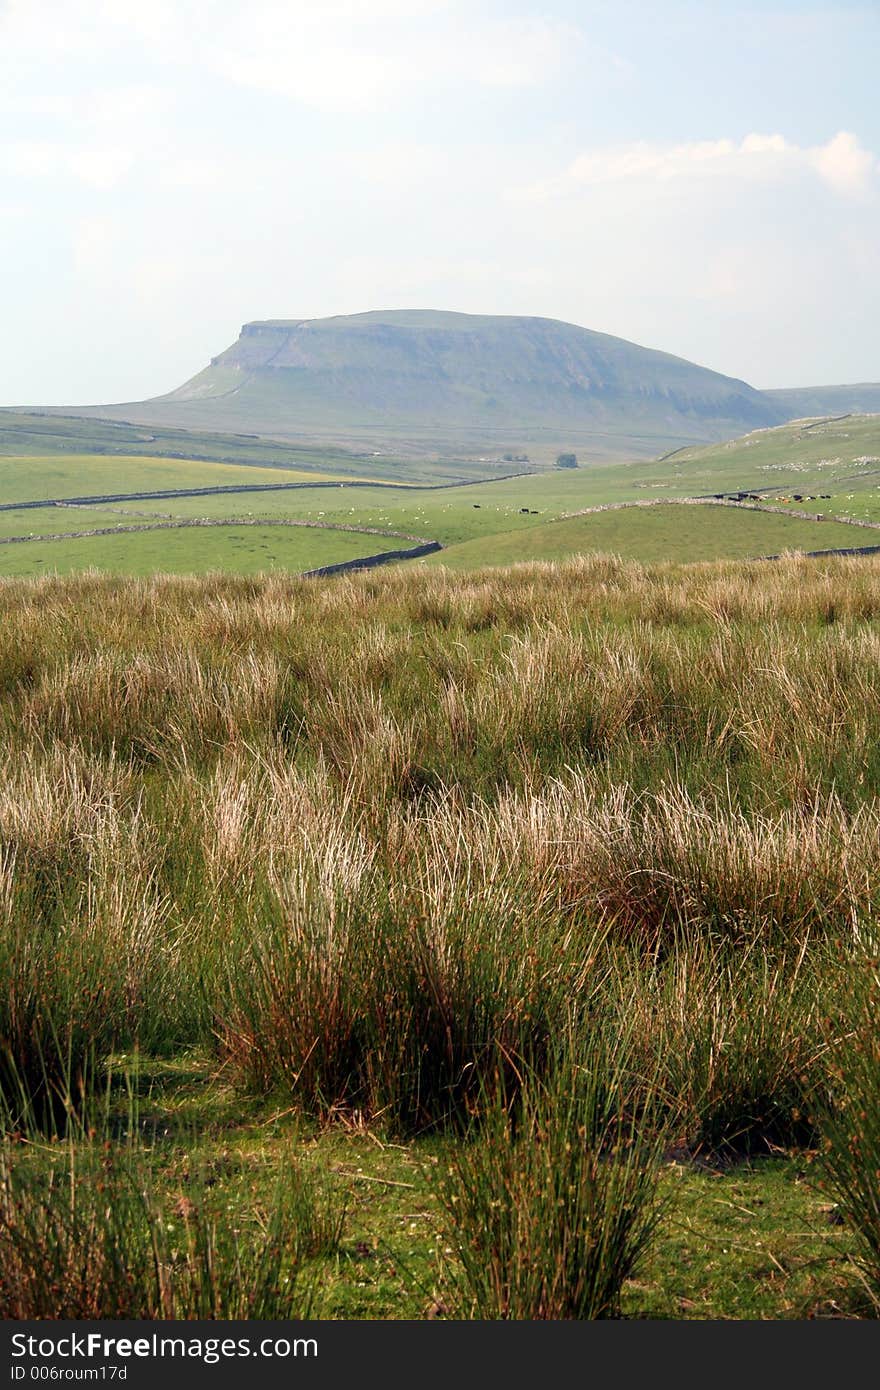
(1, 553, 880, 1318)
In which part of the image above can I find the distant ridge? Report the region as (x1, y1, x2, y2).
(56, 309, 790, 461)
(764, 383, 880, 418)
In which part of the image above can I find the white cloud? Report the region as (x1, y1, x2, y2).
(0, 140, 133, 187)
(739, 133, 788, 156)
(449, 17, 581, 89)
(0, 141, 60, 179)
(517, 130, 879, 201)
(73, 214, 122, 274)
(81, 83, 175, 128)
(207, 40, 402, 114)
(336, 140, 451, 185)
(0, 0, 583, 114)
(0, 75, 170, 188)
(809, 130, 876, 196)
(157, 157, 231, 190)
(205, 6, 579, 111)
(67, 147, 134, 189)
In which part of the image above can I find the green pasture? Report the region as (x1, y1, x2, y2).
(0, 452, 358, 506)
(0, 523, 405, 579)
(658, 414, 880, 499)
(650, 414, 880, 528)
(105, 467, 642, 542)
(37, 417, 876, 558)
(0, 506, 154, 540)
(0, 414, 877, 577)
(420, 503, 873, 569)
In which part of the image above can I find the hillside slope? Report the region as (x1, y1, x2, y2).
(657, 413, 880, 497)
(424, 503, 870, 569)
(59, 310, 788, 461)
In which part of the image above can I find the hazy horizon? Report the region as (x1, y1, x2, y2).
(1, 0, 877, 407)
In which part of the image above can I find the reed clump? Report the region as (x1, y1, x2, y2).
(431, 1032, 668, 1318)
(816, 946, 880, 1311)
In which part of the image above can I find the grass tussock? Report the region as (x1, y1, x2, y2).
(817, 949, 880, 1312)
(432, 1034, 667, 1319)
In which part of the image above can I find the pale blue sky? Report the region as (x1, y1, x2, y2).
(1, 0, 877, 404)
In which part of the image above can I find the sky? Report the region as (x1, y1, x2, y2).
(1, 0, 877, 404)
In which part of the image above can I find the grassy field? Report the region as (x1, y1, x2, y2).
(67, 468, 601, 540)
(0, 505, 153, 539)
(422, 502, 870, 569)
(1, 556, 880, 1319)
(659, 414, 880, 516)
(0, 415, 877, 580)
(0, 452, 358, 505)
(0, 524, 410, 579)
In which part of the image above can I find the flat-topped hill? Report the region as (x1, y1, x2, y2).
(58, 309, 789, 461)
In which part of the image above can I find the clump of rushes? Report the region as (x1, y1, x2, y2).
(816, 950, 880, 1311)
(0, 770, 173, 1127)
(219, 833, 600, 1132)
(0, 1137, 339, 1319)
(555, 784, 878, 949)
(431, 1032, 667, 1319)
(618, 937, 834, 1158)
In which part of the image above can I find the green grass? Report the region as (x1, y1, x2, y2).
(816, 955, 880, 1311)
(0, 461, 611, 542)
(18, 415, 872, 564)
(2, 415, 878, 579)
(0, 524, 408, 578)
(0, 506, 154, 539)
(0, 452, 356, 505)
(77, 473, 585, 541)
(432, 1036, 668, 1319)
(421, 503, 873, 568)
(634, 1158, 859, 1319)
(84, 465, 709, 547)
(0, 1055, 855, 1321)
(650, 414, 880, 531)
(660, 414, 880, 500)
